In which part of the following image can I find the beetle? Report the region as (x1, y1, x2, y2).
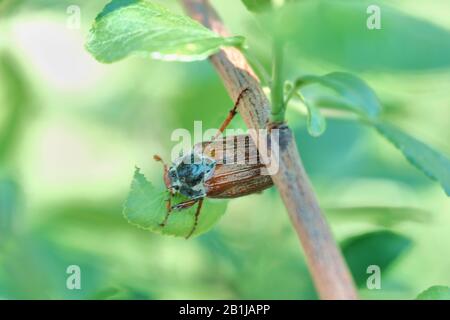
(154, 89, 274, 238)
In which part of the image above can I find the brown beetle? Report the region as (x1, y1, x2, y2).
(154, 89, 273, 238)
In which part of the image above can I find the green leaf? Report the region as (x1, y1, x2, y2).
(0, 52, 29, 164)
(304, 100, 326, 137)
(277, 0, 450, 71)
(291, 72, 450, 195)
(293, 72, 381, 119)
(241, 0, 272, 13)
(90, 287, 120, 300)
(0, 176, 20, 239)
(86, 0, 245, 63)
(416, 286, 450, 300)
(326, 206, 431, 227)
(374, 122, 450, 196)
(341, 230, 412, 287)
(123, 167, 227, 238)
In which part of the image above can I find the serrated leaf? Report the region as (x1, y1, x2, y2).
(416, 286, 450, 300)
(294, 72, 381, 119)
(341, 230, 412, 287)
(86, 0, 245, 63)
(374, 122, 450, 196)
(123, 167, 227, 238)
(241, 0, 272, 13)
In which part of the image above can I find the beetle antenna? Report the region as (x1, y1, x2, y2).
(154, 154, 173, 191)
(153, 154, 169, 172)
(153, 154, 166, 165)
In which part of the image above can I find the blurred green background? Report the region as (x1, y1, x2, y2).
(0, 0, 449, 299)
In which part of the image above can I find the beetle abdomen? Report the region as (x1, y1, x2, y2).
(205, 163, 273, 198)
(194, 134, 274, 199)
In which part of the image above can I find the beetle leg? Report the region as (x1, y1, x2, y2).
(203, 88, 250, 157)
(171, 198, 198, 211)
(186, 198, 204, 239)
(213, 88, 251, 140)
(161, 193, 199, 227)
(159, 193, 173, 227)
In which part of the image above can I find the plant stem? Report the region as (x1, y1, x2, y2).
(180, 0, 358, 300)
(270, 40, 285, 124)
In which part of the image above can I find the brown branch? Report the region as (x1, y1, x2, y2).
(181, 0, 358, 300)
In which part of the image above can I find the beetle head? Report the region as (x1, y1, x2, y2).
(167, 151, 216, 199)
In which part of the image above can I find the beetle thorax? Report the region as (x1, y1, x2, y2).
(168, 151, 216, 199)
